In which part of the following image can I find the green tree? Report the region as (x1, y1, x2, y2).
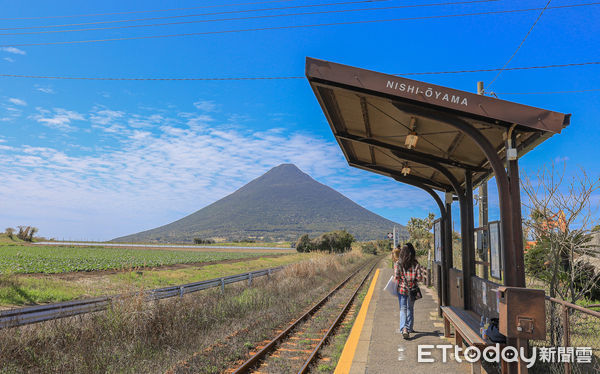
(27, 227, 38, 242)
(4, 228, 14, 239)
(295, 230, 354, 253)
(295, 234, 313, 253)
(406, 213, 435, 256)
(360, 242, 378, 255)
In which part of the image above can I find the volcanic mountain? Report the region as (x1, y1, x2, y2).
(112, 164, 406, 243)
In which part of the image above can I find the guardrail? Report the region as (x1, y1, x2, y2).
(0, 266, 283, 329)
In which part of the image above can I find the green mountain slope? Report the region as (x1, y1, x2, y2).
(112, 164, 406, 243)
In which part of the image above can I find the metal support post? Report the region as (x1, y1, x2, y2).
(476, 81, 489, 280)
(221, 278, 225, 294)
(563, 306, 571, 374)
(479, 182, 489, 279)
(444, 192, 453, 308)
(461, 171, 475, 310)
(507, 131, 526, 287)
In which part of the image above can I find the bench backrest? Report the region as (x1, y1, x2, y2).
(449, 268, 465, 308)
(470, 276, 501, 319)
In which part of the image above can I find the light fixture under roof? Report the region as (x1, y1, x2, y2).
(401, 165, 411, 176)
(405, 132, 418, 149)
(404, 117, 418, 149)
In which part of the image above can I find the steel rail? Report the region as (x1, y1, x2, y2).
(0, 266, 283, 329)
(232, 258, 378, 373)
(298, 261, 377, 373)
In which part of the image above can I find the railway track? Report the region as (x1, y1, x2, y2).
(229, 258, 378, 374)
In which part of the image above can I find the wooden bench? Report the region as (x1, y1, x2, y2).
(441, 306, 495, 374)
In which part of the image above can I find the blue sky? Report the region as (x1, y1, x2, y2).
(0, 0, 598, 241)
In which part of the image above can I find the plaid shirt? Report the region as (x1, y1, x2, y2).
(394, 261, 424, 295)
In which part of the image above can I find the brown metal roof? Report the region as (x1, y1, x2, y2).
(306, 57, 570, 191)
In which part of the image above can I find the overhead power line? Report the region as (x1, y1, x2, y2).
(0, 74, 304, 81)
(486, 0, 552, 90)
(1, 2, 597, 47)
(398, 61, 600, 75)
(0, 1, 498, 36)
(495, 89, 600, 95)
(0, 61, 597, 81)
(0, 0, 390, 31)
(0, 0, 301, 20)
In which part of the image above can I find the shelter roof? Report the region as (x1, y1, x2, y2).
(306, 57, 570, 192)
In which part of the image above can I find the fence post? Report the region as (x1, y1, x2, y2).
(248, 273, 253, 286)
(179, 286, 184, 298)
(562, 305, 571, 374)
(221, 278, 225, 294)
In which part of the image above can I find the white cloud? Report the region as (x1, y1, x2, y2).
(0, 102, 434, 240)
(8, 98, 26, 106)
(193, 99, 217, 112)
(0, 105, 347, 240)
(36, 87, 56, 94)
(1, 47, 26, 55)
(3, 57, 15, 63)
(0, 102, 23, 122)
(31, 107, 85, 131)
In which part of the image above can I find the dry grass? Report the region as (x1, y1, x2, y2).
(0, 250, 370, 374)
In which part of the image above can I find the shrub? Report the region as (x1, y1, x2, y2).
(360, 242, 378, 255)
(573, 260, 600, 301)
(295, 230, 354, 253)
(415, 248, 428, 258)
(4, 228, 14, 239)
(374, 240, 391, 252)
(295, 234, 313, 253)
(193, 238, 215, 245)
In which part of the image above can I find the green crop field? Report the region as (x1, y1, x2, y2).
(0, 245, 274, 274)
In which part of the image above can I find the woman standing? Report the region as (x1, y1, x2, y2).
(395, 243, 424, 339)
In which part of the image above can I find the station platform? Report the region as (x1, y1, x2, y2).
(335, 259, 470, 374)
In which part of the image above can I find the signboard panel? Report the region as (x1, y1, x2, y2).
(489, 221, 502, 280)
(434, 219, 442, 263)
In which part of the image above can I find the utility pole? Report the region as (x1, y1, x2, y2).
(477, 81, 489, 280)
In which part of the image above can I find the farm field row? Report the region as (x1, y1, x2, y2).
(0, 244, 284, 274)
(0, 251, 308, 307)
(34, 240, 292, 248)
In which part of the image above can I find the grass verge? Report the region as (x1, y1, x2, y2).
(0, 251, 372, 373)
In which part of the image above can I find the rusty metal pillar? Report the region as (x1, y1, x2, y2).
(507, 131, 526, 287)
(460, 171, 475, 310)
(443, 192, 453, 308)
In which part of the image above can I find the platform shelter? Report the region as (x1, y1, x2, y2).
(306, 57, 570, 373)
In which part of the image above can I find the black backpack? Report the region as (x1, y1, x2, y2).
(486, 318, 507, 344)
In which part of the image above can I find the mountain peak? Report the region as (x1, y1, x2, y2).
(245, 164, 313, 187)
(112, 163, 405, 242)
(264, 163, 308, 177)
